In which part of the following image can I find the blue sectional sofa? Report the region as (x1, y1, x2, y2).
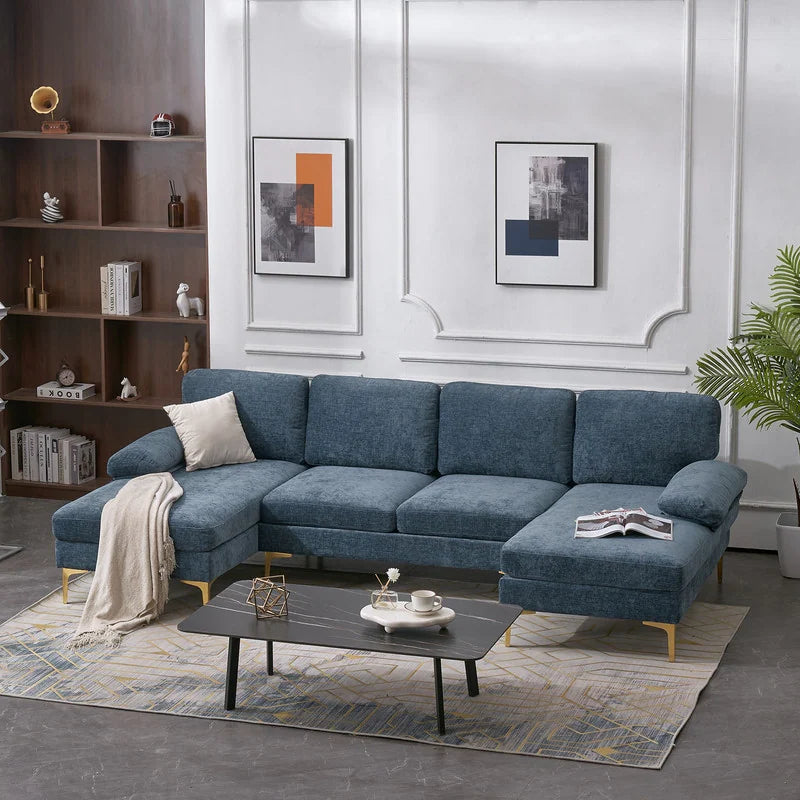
(52, 369, 747, 660)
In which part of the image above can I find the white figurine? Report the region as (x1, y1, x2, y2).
(119, 377, 138, 400)
(40, 192, 64, 223)
(176, 282, 205, 318)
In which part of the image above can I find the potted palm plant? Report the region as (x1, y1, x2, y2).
(696, 245, 800, 577)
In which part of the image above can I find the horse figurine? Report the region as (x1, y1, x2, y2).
(176, 282, 205, 318)
(119, 377, 138, 401)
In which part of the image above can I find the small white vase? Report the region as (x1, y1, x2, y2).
(776, 512, 800, 578)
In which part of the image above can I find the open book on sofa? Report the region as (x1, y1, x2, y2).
(575, 507, 673, 540)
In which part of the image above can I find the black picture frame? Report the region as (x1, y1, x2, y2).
(251, 136, 350, 278)
(495, 141, 598, 288)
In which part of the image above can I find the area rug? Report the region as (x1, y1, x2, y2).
(0, 574, 747, 769)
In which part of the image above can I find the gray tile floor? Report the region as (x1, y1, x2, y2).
(0, 496, 798, 800)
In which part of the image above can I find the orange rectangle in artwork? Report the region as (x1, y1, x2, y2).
(296, 152, 333, 227)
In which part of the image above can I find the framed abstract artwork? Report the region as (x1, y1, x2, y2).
(252, 137, 349, 277)
(495, 142, 597, 287)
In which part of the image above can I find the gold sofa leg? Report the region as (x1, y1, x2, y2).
(717, 556, 724, 585)
(643, 621, 677, 662)
(504, 610, 536, 647)
(61, 568, 89, 603)
(62, 568, 212, 605)
(180, 580, 213, 605)
(264, 551, 292, 577)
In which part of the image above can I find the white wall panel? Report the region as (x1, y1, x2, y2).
(206, 0, 797, 550)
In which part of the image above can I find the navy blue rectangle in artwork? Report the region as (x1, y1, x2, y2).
(505, 220, 558, 257)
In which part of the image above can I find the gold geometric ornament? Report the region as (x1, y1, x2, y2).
(247, 575, 290, 619)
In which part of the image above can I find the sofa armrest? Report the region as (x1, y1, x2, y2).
(658, 460, 747, 528)
(107, 426, 185, 479)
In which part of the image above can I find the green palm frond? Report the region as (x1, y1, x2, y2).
(738, 305, 800, 362)
(770, 245, 800, 312)
(696, 245, 800, 437)
(695, 344, 800, 432)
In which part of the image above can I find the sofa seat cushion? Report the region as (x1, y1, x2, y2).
(500, 483, 725, 593)
(52, 460, 305, 552)
(261, 466, 434, 532)
(396, 474, 568, 542)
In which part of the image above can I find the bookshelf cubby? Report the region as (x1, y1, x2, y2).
(0, 0, 208, 500)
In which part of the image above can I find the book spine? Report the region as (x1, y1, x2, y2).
(59, 440, 68, 484)
(70, 442, 79, 485)
(100, 265, 109, 314)
(34, 432, 45, 482)
(115, 263, 125, 316)
(22, 430, 33, 481)
(10, 427, 27, 480)
(42, 432, 51, 482)
(38, 432, 49, 482)
(123, 264, 130, 315)
(29, 430, 40, 482)
(108, 263, 116, 314)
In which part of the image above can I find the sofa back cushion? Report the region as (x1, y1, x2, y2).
(182, 369, 308, 463)
(573, 390, 720, 486)
(305, 375, 440, 473)
(438, 382, 576, 484)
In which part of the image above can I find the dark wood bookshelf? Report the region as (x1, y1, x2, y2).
(0, 0, 208, 500)
(8, 307, 208, 325)
(4, 477, 111, 500)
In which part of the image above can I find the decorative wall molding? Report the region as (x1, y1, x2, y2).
(245, 366, 364, 378)
(245, 345, 364, 359)
(244, 0, 364, 335)
(399, 352, 689, 375)
(739, 499, 794, 512)
(723, 0, 748, 465)
(401, 0, 696, 349)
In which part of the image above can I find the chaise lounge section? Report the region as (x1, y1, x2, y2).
(51, 369, 747, 660)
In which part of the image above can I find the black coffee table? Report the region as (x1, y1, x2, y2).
(177, 581, 521, 734)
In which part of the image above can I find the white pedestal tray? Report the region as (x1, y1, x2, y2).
(360, 603, 456, 633)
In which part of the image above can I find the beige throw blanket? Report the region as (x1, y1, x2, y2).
(71, 472, 184, 648)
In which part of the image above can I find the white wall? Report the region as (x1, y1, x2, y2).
(205, 0, 797, 550)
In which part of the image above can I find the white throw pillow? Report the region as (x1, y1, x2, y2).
(164, 391, 256, 472)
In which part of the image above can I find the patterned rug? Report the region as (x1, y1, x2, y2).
(0, 574, 747, 769)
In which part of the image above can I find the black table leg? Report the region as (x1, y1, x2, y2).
(225, 636, 240, 710)
(433, 657, 445, 735)
(266, 640, 273, 675)
(464, 660, 479, 697)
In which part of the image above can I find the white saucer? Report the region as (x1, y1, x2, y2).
(403, 602, 441, 615)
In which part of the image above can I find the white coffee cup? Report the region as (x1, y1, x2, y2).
(411, 590, 442, 613)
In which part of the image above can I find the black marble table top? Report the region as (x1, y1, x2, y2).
(178, 581, 522, 662)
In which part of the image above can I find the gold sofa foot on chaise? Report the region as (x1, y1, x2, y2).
(61, 568, 89, 603)
(180, 580, 214, 605)
(504, 610, 536, 647)
(717, 555, 724, 584)
(264, 551, 292, 577)
(642, 621, 677, 662)
(61, 568, 214, 605)
(503, 610, 678, 662)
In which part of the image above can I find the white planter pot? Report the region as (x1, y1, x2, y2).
(776, 512, 800, 578)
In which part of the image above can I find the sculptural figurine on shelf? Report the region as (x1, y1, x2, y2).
(176, 283, 205, 318)
(40, 192, 64, 223)
(176, 336, 190, 375)
(118, 377, 139, 401)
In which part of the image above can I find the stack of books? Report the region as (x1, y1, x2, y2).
(100, 260, 142, 315)
(9, 426, 96, 485)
